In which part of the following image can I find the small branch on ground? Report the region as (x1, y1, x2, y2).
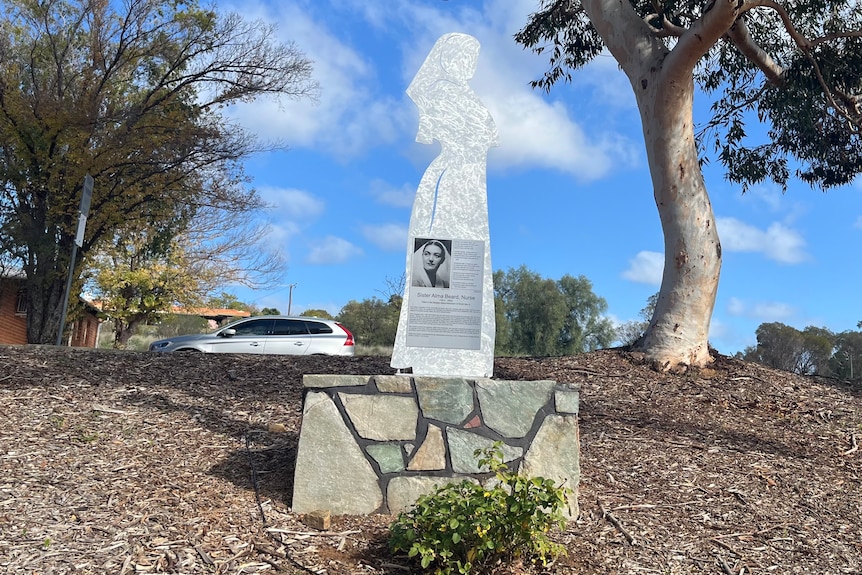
(717, 555, 736, 575)
(598, 499, 636, 545)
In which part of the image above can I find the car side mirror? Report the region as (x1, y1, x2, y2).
(220, 328, 237, 338)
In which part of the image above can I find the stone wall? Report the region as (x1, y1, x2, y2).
(292, 374, 580, 518)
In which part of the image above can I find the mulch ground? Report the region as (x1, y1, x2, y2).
(0, 345, 860, 574)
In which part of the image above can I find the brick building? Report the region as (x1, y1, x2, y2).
(0, 277, 101, 347)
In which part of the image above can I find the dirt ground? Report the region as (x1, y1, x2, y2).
(0, 344, 860, 574)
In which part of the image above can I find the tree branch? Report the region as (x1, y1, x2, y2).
(743, 0, 811, 49)
(643, 13, 687, 38)
(666, 0, 742, 80)
(581, 0, 665, 77)
(745, 0, 861, 131)
(725, 17, 784, 86)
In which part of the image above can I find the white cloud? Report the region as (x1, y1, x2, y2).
(259, 187, 325, 219)
(726, 297, 796, 321)
(254, 188, 324, 262)
(716, 217, 807, 264)
(481, 91, 637, 179)
(361, 223, 407, 251)
(622, 251, 663, 285)
(233, 0, 638, 178)
(221, 1, 408, 157)
(578, 54, 638, 110)
(306, 236, 363, 264)
(260, 222, 301, 263)
(370, 179, 415, 208)
(708, 317, 729, 341)
(396, 1, 640, 180)
(726, 297, 746, 316)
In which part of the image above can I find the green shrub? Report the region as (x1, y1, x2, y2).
(389, 443, 569, 574)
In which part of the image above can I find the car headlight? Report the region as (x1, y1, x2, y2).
(150, 341, 172, 350)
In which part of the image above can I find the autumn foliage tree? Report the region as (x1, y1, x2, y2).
(518, 0, 862, 369)
(88, 202, 286, 346)
(0, 0, 316, 343)
(91, 234, 205, 348)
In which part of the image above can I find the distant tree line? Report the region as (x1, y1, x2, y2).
(332, 266, 616, 356)
(737, 322, 862, 381)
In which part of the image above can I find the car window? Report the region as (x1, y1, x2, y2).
(305, 321, 334, 334)
(271, 319, 309, 336)
(231, 319, 273, 336)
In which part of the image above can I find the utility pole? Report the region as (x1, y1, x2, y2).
(288, 283, 297, 316)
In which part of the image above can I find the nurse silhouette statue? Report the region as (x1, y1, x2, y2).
(391, 33, 499, 378)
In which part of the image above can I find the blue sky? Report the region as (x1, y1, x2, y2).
(218, 0, 862, 355)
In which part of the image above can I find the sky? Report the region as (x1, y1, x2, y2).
(215, 0, 862, 355)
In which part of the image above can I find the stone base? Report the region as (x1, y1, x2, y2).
(292, 375, 580, 517)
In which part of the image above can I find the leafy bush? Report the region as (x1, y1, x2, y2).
(389, 443, 569, 574)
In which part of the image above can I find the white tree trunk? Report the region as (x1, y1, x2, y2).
(581, 0, 737, 369)
(633, 77, 721, 369)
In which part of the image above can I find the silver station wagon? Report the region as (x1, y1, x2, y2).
(148, 316, 355, 356)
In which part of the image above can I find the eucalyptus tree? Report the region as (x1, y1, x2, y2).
(616, 292, 659, 346)
(0, 0, 316, 343)
(518, 0, 862, 369)
(336, 297, 401, 348)
(493, 266, 615, 356)
(830, 330, 862, 380)
(494, 266, 569, 356)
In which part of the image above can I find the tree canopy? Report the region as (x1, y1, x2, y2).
(740, 321, 862, 380)
(494, 266, 615, 356)
(616, 292, 659, 346)
(0, 0, 316, 343)
(519, 0, 862, 189)
(336, 296, 401, 348)
(301, 309, 334, 320)
(89, 230, 214, 348)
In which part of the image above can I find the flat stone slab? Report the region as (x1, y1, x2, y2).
(415, 377, 474, 424)
(366, 444, 406, 474)
(555, 388, 580, 414)
(292, 392, 382, 515)
(339, 393, 419, 440)
(303, 374, 372, 388)
(520, 414, 580, 518)
(375, 375, 414, 393)
(387, 476, 477, 514)
(476, 379, 555, 438)
(407, 424, 446, 471)
(448, 428, 523, 474)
